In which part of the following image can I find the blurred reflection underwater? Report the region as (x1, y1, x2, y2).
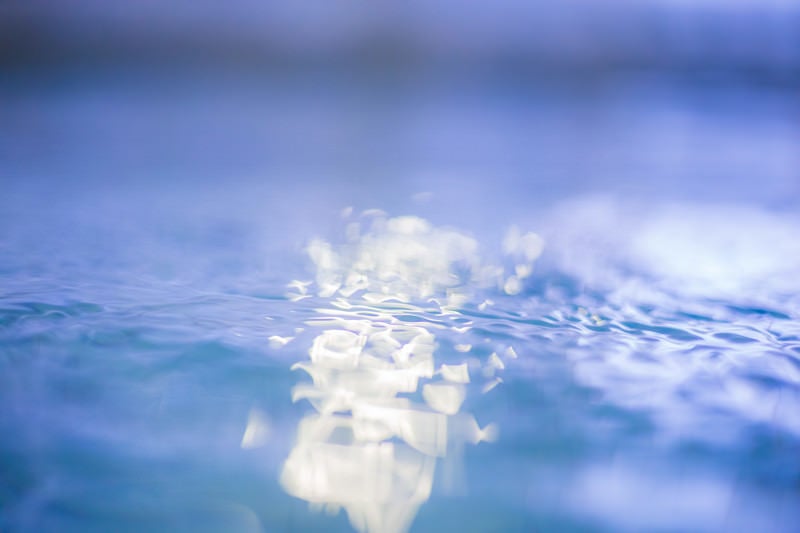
(2, 185, 800, 531)
(271, 213, 541, 532)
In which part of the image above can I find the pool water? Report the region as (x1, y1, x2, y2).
(1, 73, 799, 532)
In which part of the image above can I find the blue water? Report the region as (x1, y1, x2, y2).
(2, 72, 800, 532)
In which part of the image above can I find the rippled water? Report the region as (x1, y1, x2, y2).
(2, 76, 800, 532)
(3, 195, 799, 532)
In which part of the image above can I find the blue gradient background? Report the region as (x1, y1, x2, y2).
(1, 1, 799, 532)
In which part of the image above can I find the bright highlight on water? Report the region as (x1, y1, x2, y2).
(2, 194, 799, 531)
(263, 212, 539, 532)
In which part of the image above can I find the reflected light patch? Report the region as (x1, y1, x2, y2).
(241, 409, 271, 449)
(269, 211, 541, 532)
(268, 335, 294, 349)
(439, 363, 470, 383)
(422, 383, 466, 415)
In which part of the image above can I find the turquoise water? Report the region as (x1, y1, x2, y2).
(2, 75, 800, 532)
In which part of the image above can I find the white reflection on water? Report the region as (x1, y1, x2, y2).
(545, 197, 800, 302)
(543, 197, 800, 442)
(270, 212, 537, 532)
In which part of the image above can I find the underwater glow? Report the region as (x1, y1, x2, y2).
(262, 212, 538, 532)
(245, 201, 800, 531)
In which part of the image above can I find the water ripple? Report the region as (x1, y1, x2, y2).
(2, 204, 800, 531)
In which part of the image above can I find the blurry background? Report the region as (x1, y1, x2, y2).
(2, 0, 799, 223)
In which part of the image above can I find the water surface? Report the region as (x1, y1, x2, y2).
(1, 73, 799, 532)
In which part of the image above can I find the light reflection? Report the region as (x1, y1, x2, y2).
(241, 408, 271, 449)
(542, 197, 800, 443)
(271, 212, 537, 532)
